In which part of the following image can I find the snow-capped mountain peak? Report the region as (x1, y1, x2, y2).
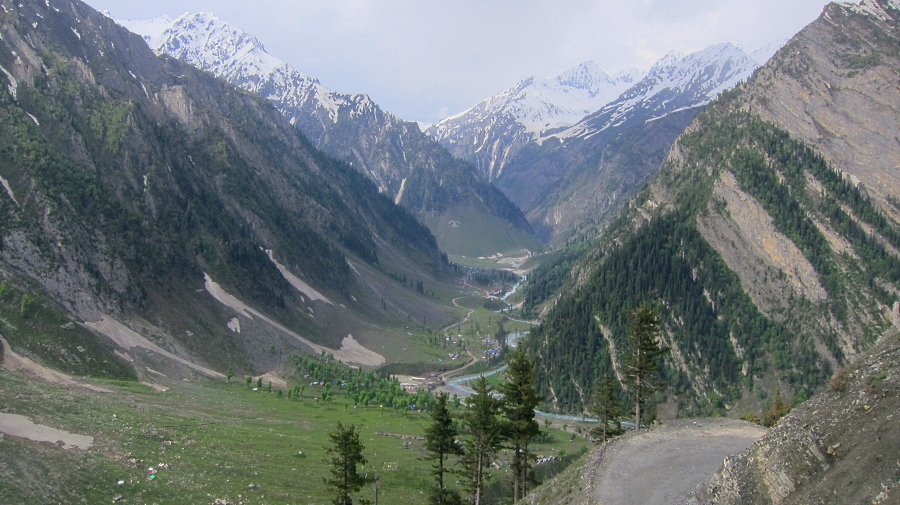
(116, 11, 412, 190)
(554, 42, 760, 141)
(554, 60, 614, 90)
(649, 50, 687, 75)
(149, 12, 291, 85)
(427, 60, 646, 179)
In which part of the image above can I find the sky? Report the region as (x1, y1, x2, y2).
(83, 0, 835, 123)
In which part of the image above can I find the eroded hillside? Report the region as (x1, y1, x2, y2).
(0, 0, 459, 380)
(697, 320, 900, 505)
(522, 0, 900, 416)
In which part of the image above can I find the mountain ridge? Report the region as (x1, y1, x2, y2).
(486, 42, 778, 244)
(117, 11, 539, 257)
(520, 0, 900, 418)
(426, 61, 645, 181)
(0, 0, 461, 381)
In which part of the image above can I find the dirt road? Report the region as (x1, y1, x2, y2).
(589, 419, 765, 505)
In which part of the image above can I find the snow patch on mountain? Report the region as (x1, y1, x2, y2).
(430, 61, 645, 141)
(555, 43, 759, 141)
(838, 0, 898, 20)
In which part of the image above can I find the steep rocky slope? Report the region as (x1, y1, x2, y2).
(745, 0, 900, 224)
(522, 1, 900, 415)
(118, 13, 538, 257)
(0, 0, 458, 379)
(696, 321, 900, 505)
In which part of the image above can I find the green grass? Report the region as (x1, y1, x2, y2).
(425, 203, 542, 258)
(0, 369, 589, 504)
(0, 282, 136, 380)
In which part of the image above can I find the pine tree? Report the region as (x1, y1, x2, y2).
(623, 304, 669, 432)
(498, 347, 542, 502)
(424, 393, 463, 505)
(589, 374, 623, 442)
(763, 387, 793, 427)
(323, 422, 368, 505)
(461, 376, 502, 505)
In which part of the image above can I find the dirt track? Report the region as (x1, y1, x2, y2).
(587, 418, 765, 505)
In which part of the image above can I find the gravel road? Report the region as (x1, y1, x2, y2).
(590, 418, 765, 505)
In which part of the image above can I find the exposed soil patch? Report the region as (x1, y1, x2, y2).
(83, 316, 224, 379)
(0, 336, 111, 393)
(203, 274, 385, 367)
(0, 413, 93, 450)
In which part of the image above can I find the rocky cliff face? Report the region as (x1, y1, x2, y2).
(745, 0, 900, 224)
(696, 326, 900, 505)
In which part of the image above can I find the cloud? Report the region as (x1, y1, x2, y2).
(85, 0, 832, 122)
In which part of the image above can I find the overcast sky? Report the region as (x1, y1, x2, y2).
(83, 0, 835, 123)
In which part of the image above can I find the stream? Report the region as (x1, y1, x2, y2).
(447, 273, 612, 423)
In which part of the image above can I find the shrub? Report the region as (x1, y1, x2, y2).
(829, 368, 850, 393)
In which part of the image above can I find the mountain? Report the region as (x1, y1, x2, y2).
(492, 43, 770, 243)
(521, 0, 900, 417)
(742, 2, 900, 225)
(553, 44, 758, 142)
(0, 0, 462, 381)
(697, 322, 900, 504)
(426, 62, 645, 180)
(117, 12, 538, 257)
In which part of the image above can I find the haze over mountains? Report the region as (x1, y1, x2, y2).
(120, 10, 789, 248)
(425, 42, 781, 183)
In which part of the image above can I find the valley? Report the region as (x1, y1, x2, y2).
(1, 0, 900, 503)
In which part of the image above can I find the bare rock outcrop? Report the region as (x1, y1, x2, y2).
(747, 0, 900, 223)
(696, 327, 900, 505)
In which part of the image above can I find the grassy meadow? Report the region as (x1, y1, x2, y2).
(0, 368, 592, 504)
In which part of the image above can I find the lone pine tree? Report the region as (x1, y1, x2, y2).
(590, 373, 624, 442)
(623, 304, 669, 432)
(323, 422, 368, 505)
(424, 392, 463, 505)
